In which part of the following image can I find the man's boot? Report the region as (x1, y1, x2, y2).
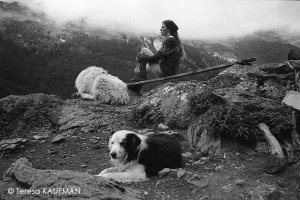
(131, 62, 147, 82)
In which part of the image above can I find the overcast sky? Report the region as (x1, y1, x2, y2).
(4, 0, 300, 40)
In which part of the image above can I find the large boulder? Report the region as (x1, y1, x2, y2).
(0, 157, 140, 200)
(131, 72, 245, 129)
(132, 63, 292, 129)
(282, 91, 300, 111)
(0, 93, 128, 140)
(0, 93, 63, 139)
(131, 81, 199, 128)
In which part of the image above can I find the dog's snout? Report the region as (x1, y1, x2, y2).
(110, 152, 117, 159)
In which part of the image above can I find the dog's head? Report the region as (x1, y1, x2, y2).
(108, 130, 142, 163)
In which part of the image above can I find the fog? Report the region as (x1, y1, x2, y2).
(3, 0, 300, 39)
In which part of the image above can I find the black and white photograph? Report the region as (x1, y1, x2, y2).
(0, 0, 300, 199)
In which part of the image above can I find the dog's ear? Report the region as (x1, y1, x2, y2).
(125, 133, 142, 161)
(126, 133, 141, 149)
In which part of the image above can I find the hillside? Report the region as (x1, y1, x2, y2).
(1, 1, 300, 99)
(1, 1, 300, 200)
(197, 31, 300, 64)
(0, 1, 226, 99)
(1, 62, 300, 199)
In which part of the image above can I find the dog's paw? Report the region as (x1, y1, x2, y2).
(97, 173, 109, 178)
(97, 173, 118, 182)
(97, 167, 117, 176)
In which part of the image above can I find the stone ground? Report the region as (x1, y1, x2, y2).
(0, 95, 300, 200)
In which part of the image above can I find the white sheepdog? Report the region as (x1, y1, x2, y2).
(72, 66, 129, 105)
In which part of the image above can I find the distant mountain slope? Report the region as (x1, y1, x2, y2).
(233, 38, 300, 64)
(2, 1, 300, 98)
(0, 1, 227, 98)
(199, 31, 300, 64)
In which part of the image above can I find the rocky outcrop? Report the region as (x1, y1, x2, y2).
(0, 62, 299, 199)
(0, 138, 28, 154)
(0, 158, 140, 200)
(131, 81, 199, 128)
(0, 93, 63, 139)
(130, 63, 297, 154)
(131, 63, 293, 130)
(1, 63, 294, 157)
(187, 87, 292, 154)
(186, 63, 294, 154)
(0, 93, 131, 140)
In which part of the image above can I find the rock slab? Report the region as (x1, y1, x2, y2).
(0, 158, 140, 200)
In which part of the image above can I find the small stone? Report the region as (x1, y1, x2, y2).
(282, 91, 300, 111)
(158, 123, 169, 131)
(182, 152, 193, 158)
(215, 165, 224, 172)
(51, 134, 65, 144)
(0, 138, 29, 152)
(158, 168, 171, 178)
(192, 160, 204, 166)
(33, 134, 49, 140)
(81, 165, 87, 168)
(29, 149, 36, 153)
(138, 129, 154, 134)
(187, 174, 209, 189)
(222, 183, 235, 191)
(234, 179, 246, 187)
(200, 157, 209, 161)
(90, 139, 99, 144)
(49, 150, 58, 154)
(155, 180, 162, 187)
(177, 169, 186, 179)
(99, 123, 109, 127)
(86, 168, 98, 175)
(2, 177, 13, 182)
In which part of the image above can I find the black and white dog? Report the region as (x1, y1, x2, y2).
(97, 130, 182, 182)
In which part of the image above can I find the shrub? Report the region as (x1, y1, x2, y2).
(207, 102, 293, 143)
(188, 73, 242, 115)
